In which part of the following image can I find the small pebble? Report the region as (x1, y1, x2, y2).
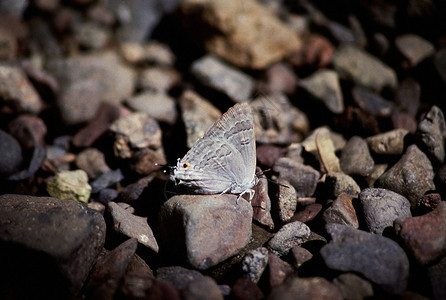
(268, 253, 294, 288)
(325, 172, 361, 198)
(395, 34, 435, 67)
(75, 148, 111, 180)
(126, 90, 178, 125)
(340, 136, 374, 177)
(417, 105, 446, 165)
(0, 129, 23, 177)
(242, 247, 269, 283)
(268, 277, 343, 300)
(290, 246, 313, 268)
(46, 169, 92, 203)
(268, 221, 311, 256)
(90, 169, 124, 194)
(366, 128, 409, 155)
(332, 273, 374, 300)
(323, 193, 359, 228)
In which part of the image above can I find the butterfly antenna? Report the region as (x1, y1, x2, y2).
(256, 168, 290, 188)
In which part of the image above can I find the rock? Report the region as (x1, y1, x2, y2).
(251, 174, 274, 230)
(273, 157, 320, 198)
(288, 33, 335, 68)
(256, 144, 287, 169)
(156, 266, 205, 290)
(126, 90, 178, 125)
(332, 273, 374, 300)
(180, 0, 302, 69)
(276, 178, 298, 223)
(251, 93, 309, 144)
(179, 90, 222, 148)
(435, 48, 446, 83)
(8, 115, 47, 149)
(108, 202, 159, 252)
(268, 253, 294, 288)
(138, 66, 181, 92)
(302, 126, 346, 154)
(325, 172, 361, 198)
(0, 0, 28, 17)
(418, 193, 441, 211)
(417, 105, 446, 165)
(130, 148, 166, 176)
(110, 112, 162, 159)
(394, 202, 446, 265)
(158, 194, 253, 269)
(268, 221, 311, 256)
(375, 145, 435, 209)
(242, 247, 269, 283)
(72, 102, 123, 148)
(73, 21, 110, 50)
(315, 126, 341, 173)
(359, 188, 411, 234)
(0, 62, 43, 114)
(182, 276, 224, 300)
(394, 77, 420, 118)
(97, 188, 118, 204)
(0, 129, 23, 177)
(340, 136, 374, 176)
(0, 194, 106, 298)
(118, 253, 155, 299)
(119, 41, 176, 66)
(395, 34, 435, 67)
(333, 44, 397, 92)
(299, 69, 344, 114)
(90, 169, 124, 193)
(75, 148, 111, 180)
(46, 51, 135, 125)
(231, 278, 264, 300)
(366, 128, 409, 155)
(285, 143, 304, 164)
(190, 55, 254, 102)
(352, 86, 393, 117)
(119, 175, 155, 202)
(46, 169, 92, 203)
(320, 223, 409, 294)
(428, 256, 446, 300)
(391, 110, 418, 135)
(268, 277, 343, 300)
(290, 246, 313, 268)
(260, 62, 298, 95)
(323, 193, 359, 228)
(291, 203, 322, 223)
(84, 238, 138, 299)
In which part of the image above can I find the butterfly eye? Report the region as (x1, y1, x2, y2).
(182, 162, 190, 169)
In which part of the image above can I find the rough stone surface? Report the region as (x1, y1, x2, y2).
(375, 145, 435, 208)
(0, 129, 23, 177)
(0, 194, 106, 298)
(417, 105, 446, 165)
(242, 247, 269, 283)
(46, 169, 92, 203)
(268, 253, 294, 288)
(325, 172, 361, 198)
(323, 193, 359, 228)
(158, 194, 253, 269)
(333, 44, 397, 92)
(108, 202, 159, 252)
(290, 246, 313, 268)
(394, 202, 446, 265)
(251, 174, 274, 229)
(340, 136, 374, 176)
(90, 169, 124, 193)
(126, 90, 178, 125)
(182, 276, 224, 300)
(75, 148, 111, 180)
(191, 55, 254, 102)
(276, 178, 298, 223)
(395, 34, 435, 67)
(321, 223, 409, 294)
(268, 221, 311, 256)
(332, 273, 374, 300)
(366, 128, 409, 155)
(268, 277, 343, 300)
(360, 188, 411, 234)
(316, 127, 341, 172)
(180, 0, 302, 69)
(231, 278, 264, 300)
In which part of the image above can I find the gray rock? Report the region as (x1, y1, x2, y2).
(191, 55, 254, 103)
(126, 91, 178, 125)
(268, 221, 311, 256)
(323, 193, 359, 228)
(179, 90, 222, 148)
(276, 178, 298, 223)
(417, 105, 446, 164)
(340, 136, 374, 176)
(360, 188, 411, 234)
(0, 129, 22, 177)
(108, 202, 159, 252)
(299, 69, 344, 114)
(0, 194, 106, 298)
(46, 169, 92, 203)
(332, 273, 374, 300)
(242, 247, 269, 283)
(352, 86, 393, 117)
(268, 277, 343, 300)
(273, 157, 320, 198)
(75, 148, 111, 180)
(119, 41, 176, 66)
(73, 21, 110, 50)
(333, 44, 397, 92)
(91, 169, 124, 193)
(46, 51, 135, 125)
(366, 129, 409, 155)
(395, 34, 435, 67)
(138, 66, 181, 92)
(158, 194, 253, 269)
(0, 62, 43, 114)
(428, 256, 446, 300)
(182, 276, 224, 300)
(320, 223, 409, 294)
(375, 144, 435, 209)
(0, 0, 28, 17)
(325, 172, 361, 198)
(156, 266, 204, 290)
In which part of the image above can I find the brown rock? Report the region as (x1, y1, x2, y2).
(268, 253, 295, 288)
(130, 148, 166, 176)
(291, 203, 322, 223)
(323, 193, 359, 228)
(268, 277, 343, 300)
(251, 174, 274, 230)
(256, 144, 287, 168)
(290, 246, 313, 268)
(288, 33, 335, 68)
(366, 129, 409, 155)
(231, 278, 264, 300)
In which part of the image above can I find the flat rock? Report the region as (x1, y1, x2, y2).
(46, 169, 92, 203)
(138, 66, 181, 92)
(268, 277, 343, 300)
(417, 105, 446, 164)
(268, 221, 311, 256)
(315, 127, 341, 173)
(325, 172, 361, 198)
(108, 202, 159, 252)
(299, 69, 344, 114)
(394, 202, 446, 265)
(340, 136, 374, 176)
(90, 169, 124, 193)
(302, 126, 346, 154)
(119, 41, 176, 66)
(45, 51, 135, 125)
(242, 247, 269, 283)
(359, 188, 411, 234)
(179, 89, 222, 148)
(0, 194, 106, 298)
(395, 34, 435, 67)
(320, 223, 409, 294)
(352, 86, 393, 117)
(276, 178, 298, 223)
(158, 194, 253, 269)
(180, 0, 302, 69)
(375, 144, 435, 209)
(366, 128, 409, 155)
(323, 193, 359, 228)
(273, 157, 320, 198)
(191, 55, 254, 102)
(75, 148, 111, 180)
(333, 44, 397, 92)
(126, 91, 178, 125)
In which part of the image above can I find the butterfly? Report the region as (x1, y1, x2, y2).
(170, 102, 258, 200)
